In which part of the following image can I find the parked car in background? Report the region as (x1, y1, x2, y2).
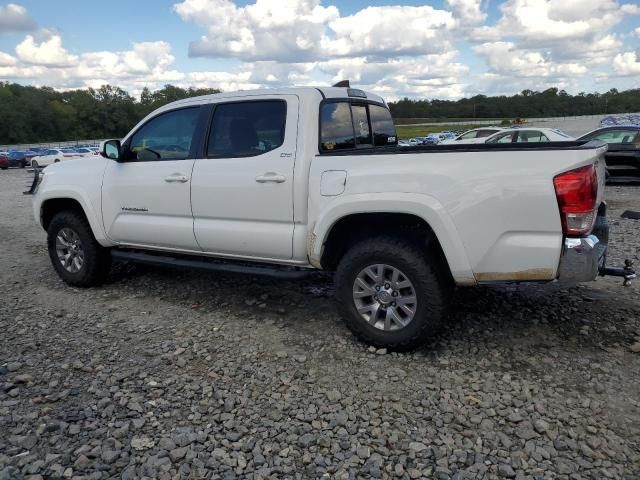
(7, 151, 28, 168)
(439, 131, 456, 140)
(485, 128, 574, 144)
(578, 126, 640, 178)
(441, 127, 504, 144)
(0, 154, 9, 170)
(31, 148, 70, 168)
(600, 115, 640, 127)
(73, 147, 99, 157)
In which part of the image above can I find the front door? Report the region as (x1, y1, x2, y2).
(190, 96, 298, 260)
(101, 106, 203, 250)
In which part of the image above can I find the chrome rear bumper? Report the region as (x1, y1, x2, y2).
(557, 202, 635, 286)
(557, 235, 605, 283)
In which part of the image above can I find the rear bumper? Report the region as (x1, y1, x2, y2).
(557, 204, 609, 284)
(557, 235, 605, 283)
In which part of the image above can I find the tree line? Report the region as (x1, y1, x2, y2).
(0, 82, 220, 145)
(390, 88, 640, 120)
(1, 82, 639, 145)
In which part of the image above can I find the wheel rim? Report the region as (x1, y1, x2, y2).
(55, 227, 85, 273)
(352, 264, 418, 331)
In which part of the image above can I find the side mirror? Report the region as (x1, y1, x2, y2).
(101, 139, 122, 161)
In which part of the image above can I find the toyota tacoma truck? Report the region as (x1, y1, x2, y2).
(26, 85, 635, 350)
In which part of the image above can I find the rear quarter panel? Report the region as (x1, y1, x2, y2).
(309, 145, 607, 284)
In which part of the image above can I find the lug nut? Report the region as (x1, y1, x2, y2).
(384, 283, 390, 289)
(392, 291, 398, 297)
(375, 285, 381, 291)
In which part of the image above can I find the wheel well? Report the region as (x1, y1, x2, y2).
(320, 212, 450, 274)
(41, 198, 86, 231)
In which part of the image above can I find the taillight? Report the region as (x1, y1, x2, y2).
(553, 164, 598, 235)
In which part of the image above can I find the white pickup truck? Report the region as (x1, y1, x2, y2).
(28, 86, 634, 350)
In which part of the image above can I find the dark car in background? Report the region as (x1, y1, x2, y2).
(7, 151, 28, 168)
(577, 126, 640, 179)
(0, 154, 9, 170)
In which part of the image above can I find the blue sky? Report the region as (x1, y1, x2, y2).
(0, 0, 639, 100)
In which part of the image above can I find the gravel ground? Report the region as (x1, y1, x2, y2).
(1, 168, 639, 480)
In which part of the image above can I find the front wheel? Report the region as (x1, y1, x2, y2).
(335, 236, 449, 351)
(20, 160, 26, 168)
(47, 211, 111, 287)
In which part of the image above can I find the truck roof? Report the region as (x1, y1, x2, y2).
(162, 86, 386, 111)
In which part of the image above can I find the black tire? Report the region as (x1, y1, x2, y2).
(54, 159, 60, 163)
(0, 166, 7, 170)
(20, 160, 26, 168)
(47, 211, 111, 287)
(31, 160, 39, 169)
(335, 236, 449, 351)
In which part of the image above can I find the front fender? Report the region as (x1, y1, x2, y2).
(34, 186, 114, 247)
(311, 192, 476, 285)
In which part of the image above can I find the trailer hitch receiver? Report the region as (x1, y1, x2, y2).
(600, 259, 636, 287)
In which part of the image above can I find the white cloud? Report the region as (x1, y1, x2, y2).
(0, 3, 36, 34)
(322, 6, 456, 57)
(613, 51, 640, 75)
(474, 41, 587, 77)
(0, 50, 17, 66)
(621, 3, 640, 14)
(16, 33, 78, 67)
(174, 0, 456, 60)
(2, 0, 639, 100)
(174, 0, 339, 61)
(483, 0, 628, 42)
(446, 0, 487, 26)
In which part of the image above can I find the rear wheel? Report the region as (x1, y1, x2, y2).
(54, 159, 60, 163)
(47, 211, 111, 287)
(335, 236, 449, 351)
(20, 160, 26, 168)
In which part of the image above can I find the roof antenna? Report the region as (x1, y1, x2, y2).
(332, 80, 350, 88)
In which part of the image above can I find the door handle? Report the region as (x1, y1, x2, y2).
(164, 174, 189, 183)
(255, 172, 286, 183)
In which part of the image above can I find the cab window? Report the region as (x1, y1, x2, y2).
(369, 104, 397, 146)
(207, 100, 287, 157)
(320, 102, 355, 151)
(320, 101, 397, 151)
(128, 107, 200, 161)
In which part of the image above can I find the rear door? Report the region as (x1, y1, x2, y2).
(190, 96, 298, 260)
(101, 106, 206, 250)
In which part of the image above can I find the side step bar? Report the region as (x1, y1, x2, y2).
(111, 250, 314, 280)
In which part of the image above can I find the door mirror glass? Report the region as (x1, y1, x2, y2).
(102, 140, 121, 160)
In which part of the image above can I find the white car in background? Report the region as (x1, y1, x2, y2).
(31, 148, 82, 168)
(485, 128, 574, 144)
(74, 147, 99, 157)
(441, 127, 505, 144)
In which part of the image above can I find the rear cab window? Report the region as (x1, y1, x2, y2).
(320, 100, 397, 152)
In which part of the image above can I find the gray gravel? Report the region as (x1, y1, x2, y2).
(1, 168, 640, 479)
